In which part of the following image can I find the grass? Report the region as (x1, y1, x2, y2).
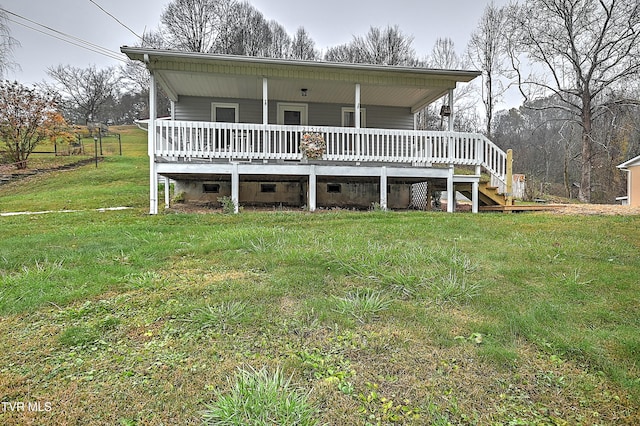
(0, 127, 639, 424)
(0, 126, 149, 212)
(202, 366, 317, 425)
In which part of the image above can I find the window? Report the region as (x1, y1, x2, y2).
(327, 184, 342, 193)
(203, 183, 220, 193)
(342, 107, 366, 127)
(260, 184, 277, 193)
(277, 103, 308, 125)
(212, 103, 239, 122)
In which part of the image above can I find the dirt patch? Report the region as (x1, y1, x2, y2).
(546, 203, 640, 216)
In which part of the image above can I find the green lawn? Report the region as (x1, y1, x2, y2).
(0, 127, 639, 425)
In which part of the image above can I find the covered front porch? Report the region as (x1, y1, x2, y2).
(121, 47, 510, 213)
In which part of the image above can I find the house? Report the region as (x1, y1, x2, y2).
(617, 154, 640, 206)
(121, 47, 513, 214)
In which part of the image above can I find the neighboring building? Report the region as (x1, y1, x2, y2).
(122, 47, 512, 214)
(618, 155, 640, 207)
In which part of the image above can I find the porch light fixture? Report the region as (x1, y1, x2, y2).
(440, 105, 451, 117)
(301, 88, 308, 97)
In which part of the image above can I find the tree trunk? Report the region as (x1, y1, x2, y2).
(564, 141, 570, 198)
(578, 103, 592, 203)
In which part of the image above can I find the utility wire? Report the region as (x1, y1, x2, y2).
(6, 16, 126, 62)
(88, 0, 143, 41)
(0, 7, 127, 63)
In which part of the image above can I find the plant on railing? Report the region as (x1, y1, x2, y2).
(300, 132, 326, 159)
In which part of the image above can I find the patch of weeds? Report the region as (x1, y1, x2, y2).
(123, 271, 163, 289)
(446, 245, 478, 274)
(172, 191, 186, 203)
(202, 366, 318, 425)
(59, 325, 100, 347)
(192, 301, 249, 333)
(537, 370, 567, 389)
(334, 289, 391, 323)
(328, 241, 395, 279)
(382, 273, 428, 300)
(455, 332, 485, 345)
(58, 299, 114, 320)
(98, 315, 121, 331)
(369, 202, 386, 212)
(295, 348, 354, 384)
(218, 196, 241, 214)
(430, 270, 483, 305)
(245, 235, 285, 254)
(357, 382, 422, 425)
(424, 400, 453, 425)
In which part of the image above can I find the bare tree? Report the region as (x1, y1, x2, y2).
(266, 21, 291, 58)
(353, 25, 416, 66)
(46, 65, 120, 124)
(290, 27, 318, 61)
(226, 2, 272, 56)
(424, 38, 479, 132)
(0, 7, 19, 78)
(508, 0, 640, 202)
(325, 25, 416, 66)
(324, 43, 360, 63)
(429, 38, 460, 69)
(467, 1, 510, 138)
(161, 0, 235, 52)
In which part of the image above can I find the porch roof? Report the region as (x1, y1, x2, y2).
(121, 47, 480, 113)
(618, 154, 640, 169)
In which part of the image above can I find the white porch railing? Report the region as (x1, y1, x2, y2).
(154, 121, 507, 185)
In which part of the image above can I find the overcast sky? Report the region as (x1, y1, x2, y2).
(2, 0, 511, 87)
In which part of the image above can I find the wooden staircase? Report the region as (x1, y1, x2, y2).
(457, 181, 509, 207)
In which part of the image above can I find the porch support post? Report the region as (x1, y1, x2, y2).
(164, 177, 170, 209)
(262, 78, 270, 160)
(308, 165, 317, 212)
(448, 88, 454, 131)
(148, 70, 158, 215)
(262, 78, 268, 125)
(506, 149, 514, 206)
(472, 180, 479, 213)
(473, 165, 481, 213)
(355, 84, 361, 129)
(355, 83, 361, 157)
(447, 166, 455, 213)
(231, 162, 239, 214)
(380, 166, 388, 211)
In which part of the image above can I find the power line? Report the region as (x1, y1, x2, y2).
(6, 16, 125, 62)
(0, 7, 127, 63)
(88, 0, 143, 41)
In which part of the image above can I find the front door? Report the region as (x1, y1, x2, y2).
(277, 103, 308, 155)
(277, 103, 308, 125)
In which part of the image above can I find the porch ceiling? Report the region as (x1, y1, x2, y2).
(122, 47, 480, 112)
